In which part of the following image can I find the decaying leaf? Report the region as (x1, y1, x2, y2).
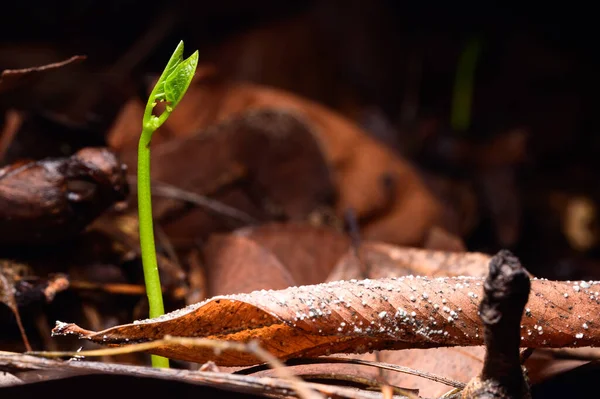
(203, 234, 296, 297)
(0, 351, 399, 399)
(53, 273, 600, 366)
(201, 238, 485, 397)
(324, 243, 488, 397)
(328, 243, 490, 282)
(0, 147, 128, 245)
(119, 109, 337, 248)
(229, 223, 351, 287)
(203, 223, 351, 297)
(109, 75, 444, 246)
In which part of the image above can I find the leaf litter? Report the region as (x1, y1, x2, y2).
(1, 351, 395, 399)
(52, 274, 600, 366)
(3, 16, 600, 399)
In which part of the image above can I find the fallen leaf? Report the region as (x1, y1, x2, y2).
(0, 352, 391, 399)
(423, 226, 466, 252)
(202, 224, 375, 385)
(328, 243, 489, 282)
(325, 244, 487, 397)
(233, 223, 351, 286)
(121, 109, 336, 248)
(53, 274, 600, 366)
(204, 234, 296, 297)
(203, 222, 351, 297)
(524, 349, 588, 385)
(109, 75, 444, 246)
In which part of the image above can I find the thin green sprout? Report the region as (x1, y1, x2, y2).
(138, 41, 198, 368)
(451, 37, 482, 133)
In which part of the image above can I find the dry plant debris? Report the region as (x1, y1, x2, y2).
(53, 264, 600, 366)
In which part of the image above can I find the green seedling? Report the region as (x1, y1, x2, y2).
(138, 41, 198, 368)
(451, 37, 482, 133)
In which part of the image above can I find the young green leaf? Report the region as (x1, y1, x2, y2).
(155, 41, 185, 96)
(164, 50, 199, 109)
(137, 40, 198, 369)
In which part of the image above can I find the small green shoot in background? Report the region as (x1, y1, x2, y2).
(138, 41, 198, 368)
(451, 37, 482, 133)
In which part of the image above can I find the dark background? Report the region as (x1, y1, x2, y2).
(2, 1, 600, 280)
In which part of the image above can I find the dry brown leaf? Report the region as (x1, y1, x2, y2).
(423, 226, 467, 253)
(325, 244, 487, 397)
(201, 223, 351, 329)
(524, 349, 588, 385)
(53, 275, 600, 366)
(203, 225, 370, 386)
(204, 234, 296, 297)
(233, 223, 351, 286)
(328, 243, 489, 282)
(119, 109, 336, 248)
(198, 227, 476, 394)
(0, 351, 393, 399)
(108, 75, 443, 246)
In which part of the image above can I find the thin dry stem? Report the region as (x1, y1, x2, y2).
(239, 356, 465, 389)
(28, 336, 323, 399)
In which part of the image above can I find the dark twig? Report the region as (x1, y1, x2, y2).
(462, 250, 532, 399)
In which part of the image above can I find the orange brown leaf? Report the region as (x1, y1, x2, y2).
(53, 275, 600, 366)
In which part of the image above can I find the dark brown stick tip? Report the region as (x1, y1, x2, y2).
(481, 249, 531, 325)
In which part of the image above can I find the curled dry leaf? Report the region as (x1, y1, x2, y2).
(109, 75, 443, 246)
(0, 147, 128, 245)
(203, 234, 296, 297)
(423, 226, 467, 253)
(0, 352, 396, 399)
(227, 222, 351, 287)
(324, 244, 486, 397)
(53, 274, 600, 366)
(204, 234, 479, 396)
(328, 242, 489, 282)
(121, 109, 336, 248)
(202, 222, 351, 306)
